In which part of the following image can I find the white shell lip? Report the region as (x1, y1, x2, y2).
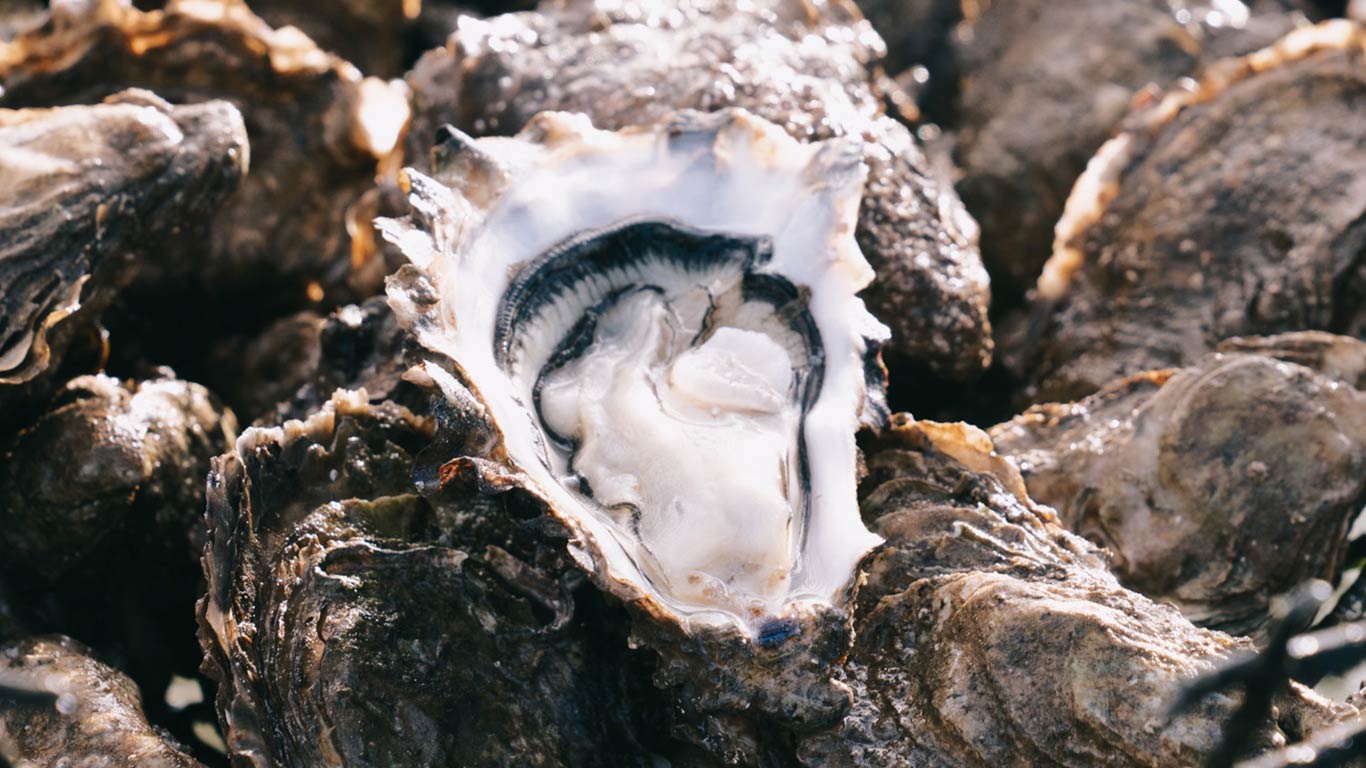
(384, 108, 888, 636)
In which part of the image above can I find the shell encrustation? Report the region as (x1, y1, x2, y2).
(384, 109, 888, 640)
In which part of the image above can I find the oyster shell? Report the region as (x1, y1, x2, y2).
(384, 109, 889, 729)
(0, 0, 410, 314)
(405, 0, 994, 382)
(990, 336, 1366, 638)
(199, 392, 653, 766)
(0, 636, 204, 767)
(0, 372, 236, 702)
(954, 0, 1303, 306)
(796, 417, 1357, 765)
(1015, 20, 1366, 401)
(0, 89, 246, 420)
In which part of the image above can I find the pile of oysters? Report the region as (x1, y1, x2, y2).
(1, 0, 1364, 765)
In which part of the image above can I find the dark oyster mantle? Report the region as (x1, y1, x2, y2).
(990, 338, 1366, 639)
(0, 89, 246, 399)
(0, 635, 203, 767)
(1017, 20, 1366, 402)
(405, 0, 994, 381)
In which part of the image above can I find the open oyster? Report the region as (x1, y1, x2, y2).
(405, 0, 994, 382)
(385, 109, 888, 723)
(1015, 20, 1366, 401)
(0, 89, 246, 421)
(991, 335, 1366, 638)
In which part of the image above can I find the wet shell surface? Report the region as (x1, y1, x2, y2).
(384, 108, 890, 635)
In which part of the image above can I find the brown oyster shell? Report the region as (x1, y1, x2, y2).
(405, 0, 994, 382)
(990, 337, 1366, 639)
(198, 392, 655, 767)
(0, 636, 203, 767)
(0, 89, 245, 413)
(0, 0, 410, 314)
(796, 417, 1357, 765)
(1015, 20, 1366, 402)
(954, 0, 1304, 306)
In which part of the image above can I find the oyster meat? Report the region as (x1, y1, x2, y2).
(0, 89, 246, 423)
(1015, 20, 1366, 401)
(991, 335, 1366, 638)
(405, 0, 994, 382)
(384, 109, 888, 728)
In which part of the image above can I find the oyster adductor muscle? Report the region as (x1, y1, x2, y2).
(797, 418, 1358, 765)
(1017, 20, 1366, 402)
(0, 90, 246, 417)
(0, 636, 203, 767)
(199, 391, 652, 767)
(406, 0, 994, 382)
(990, 338, 1366, 638)
(384, 109, 888, 725)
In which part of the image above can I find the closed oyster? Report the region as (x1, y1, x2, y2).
(954, 0, 1303, 306)
(0, 372, 237, 701)
(0, 89, 246, 422)
(797, 418, 1357, 765)
(1016, 20, 1366, 401)
(384, 110, 887, 730)
(405, 0, 994, 382)
(990, 337, 1366, 638)
(0, 636, 204, 767)
(0, 0, 410, 318)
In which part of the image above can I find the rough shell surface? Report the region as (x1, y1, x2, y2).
(991, 336, 1366, 639)
(1015, 20, 1366, 402)
(405, 0, 994, 381)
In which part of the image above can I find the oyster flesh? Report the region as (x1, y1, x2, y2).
(385, 109, 888, 721)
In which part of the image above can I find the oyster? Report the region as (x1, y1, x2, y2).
(1, 636, 205, 767)
(990, 337, 1366, 638)
(384, 109, 887, 727)
(0, 373, 237, 702)
(954, 0, 1302, 306)
(797, 418, 1358, 765)
(1015, 20, 1366, 401)
(0, 89, 246, 423)
(0, 0, 410, 316)
(405, 0, 994, 382)
(199, 392, 654, 766)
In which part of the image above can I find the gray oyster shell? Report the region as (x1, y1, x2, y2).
(405, 0, 994, 381)
(991, 334, 1366, 639)
(1015, 20, 1366, 402)
(954, 0, 1303, 306)
(198, 392, 654, 767)
(0, 0, 410, 311)
(0, 90, 246, 410)
(0, 635, 203, 767)
(797, 418, 1358, 765)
